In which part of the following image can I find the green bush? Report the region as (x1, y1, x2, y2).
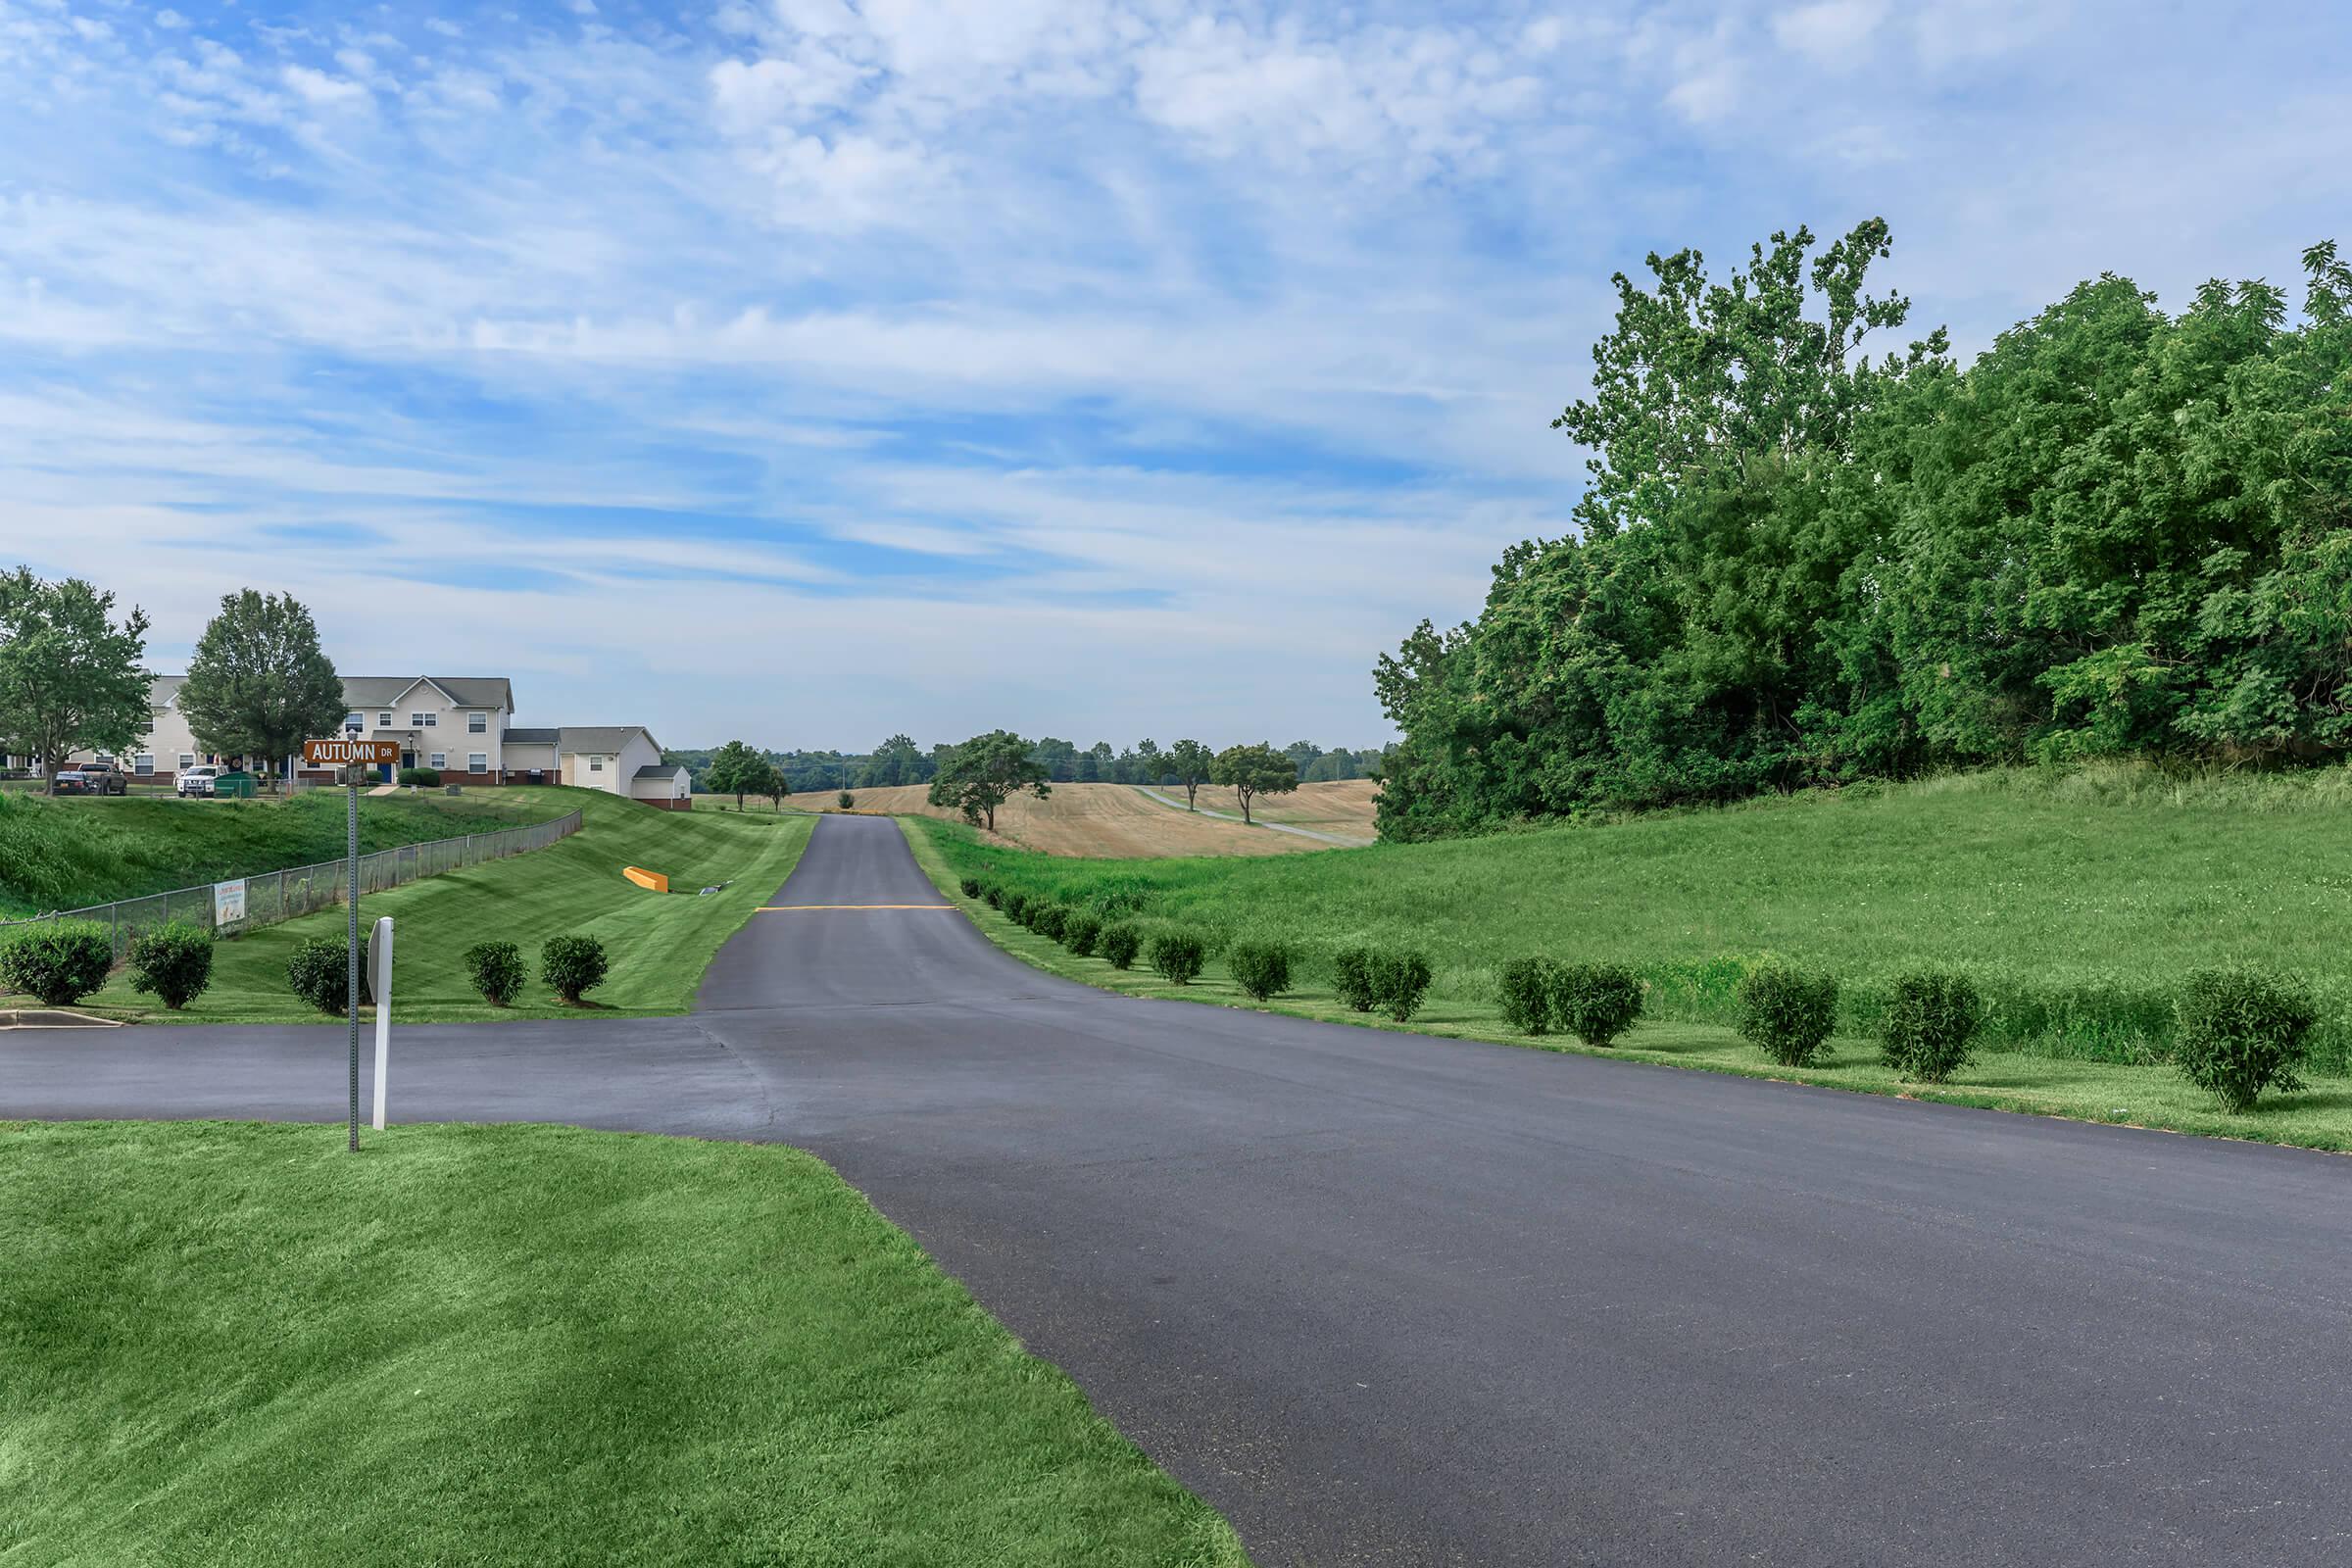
(1333, 946, 1379, 1012)
(287, 934, 368, 1014)
(1032, 904, 1069, 942)
(1550, 962, 1644, 1048)
(838, 790, 855, 809)
(1879, 970, 1983, 1082)
(397, 767, 441, 787)
(1367, 949, 1434, 1023)
(126, 921, 213, 1009)
(1736, 963, 1839, 1067)
(464, 940, 527, 1007)
(1062, 912, 1102, 957)
(1002, 891, 1032, 925)
(0, 919, 114, 1006)
(958, 876, 983, 900)
(541, 934, 610, 1004)
(2172, 966, 2319, 1112)
(982, 884, 1006, 910)
(1100, 922, 1143, 970)
(1150, 930, 1206, 986)
(1226, 939, 1292, 1002)
(1495, 956, 1557, 1035)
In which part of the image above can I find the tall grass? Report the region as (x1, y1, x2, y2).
(918, 761, 2352, 1073)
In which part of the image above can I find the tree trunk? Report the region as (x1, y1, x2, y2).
(985, 805, 997, 831)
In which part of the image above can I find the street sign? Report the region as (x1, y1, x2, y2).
(305, 738, 401, 765)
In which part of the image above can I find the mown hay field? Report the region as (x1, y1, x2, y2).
(789, 781, 1376, 857)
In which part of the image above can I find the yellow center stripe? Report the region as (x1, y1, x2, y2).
(756, 904, 956, 911)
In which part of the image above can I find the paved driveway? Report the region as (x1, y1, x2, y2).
(9, 813, 2350, 1565)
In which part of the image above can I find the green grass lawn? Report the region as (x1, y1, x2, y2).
(899, 777, 2352, 1155)
(70, 790, 810, 1023)
(0, 1120, 1249, 1567)
(911, 762, 2352, 1071)
(0, 786, 571, 917)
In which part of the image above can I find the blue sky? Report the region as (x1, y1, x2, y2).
(2, 1, 2346, 750)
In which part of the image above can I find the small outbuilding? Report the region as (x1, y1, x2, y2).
(630, 762, 694, 810)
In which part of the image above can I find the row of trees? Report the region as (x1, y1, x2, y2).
(0, 570, 343, 793)
(669, 733, 1393, 800)
(920, 732, 1306, 829)
(1375, 224, 2352, 838)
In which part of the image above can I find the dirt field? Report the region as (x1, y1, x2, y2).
(787, 781, 1380, 858)
(1152, 778, 1381, 838)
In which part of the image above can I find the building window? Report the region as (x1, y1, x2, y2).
(589, 756, 604, 773)
(134, 755, 154, 776)
(467, 711, 487, 733)
(378, 712, 392, 727)
(429, 753, 447, 770)
(178, 753, 195, 770)
(412, 711, 437, 728)
(467, 753, 487, 773)
(345, 712, 364, 731)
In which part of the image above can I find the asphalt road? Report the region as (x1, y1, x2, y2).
(8, 814, 2350, 1565)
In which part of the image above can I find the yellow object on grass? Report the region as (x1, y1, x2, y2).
(623, 865, 668, 893)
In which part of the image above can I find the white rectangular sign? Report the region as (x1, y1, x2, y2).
(214, 878, 247, 927)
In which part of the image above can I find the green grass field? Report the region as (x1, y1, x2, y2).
(903, 765, 2352, 1152)
(68, 790, 809, 1023)
(0, 786, 570, 918)
(0, 1120, 1248, 1567)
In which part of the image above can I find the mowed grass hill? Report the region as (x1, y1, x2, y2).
(916, 763, 2352, 1075)
(786, 780, 1380, 855)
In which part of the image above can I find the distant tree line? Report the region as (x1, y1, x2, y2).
(1376, 223, 2352, 840)
(667, 734, 1396, 796)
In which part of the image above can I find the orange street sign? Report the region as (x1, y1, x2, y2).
(305, 738, 402, 765)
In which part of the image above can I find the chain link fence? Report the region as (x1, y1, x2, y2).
(0, 808, 584, 961)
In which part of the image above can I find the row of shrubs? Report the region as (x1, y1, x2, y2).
(0, 917, 611, 1013)
(1491, 955, 2326, 1114)
(957, 876, 1438, 1021)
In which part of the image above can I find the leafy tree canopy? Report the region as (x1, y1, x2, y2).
(704, 739, 769, 810)
(0, 567, 151, 793)
(177, 589, 343, 787)
(1210, 742, 1299, 824)
(928, 730, 1052, 832)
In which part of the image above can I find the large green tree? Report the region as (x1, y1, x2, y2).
(705, 739, 768, 811)
(928, 730, 1051, 832)
(1210, 742, 1298, 825)
(0, 568, 152, 794)
(1165, 738, 1213, 809)
(176, 589, 345, 790)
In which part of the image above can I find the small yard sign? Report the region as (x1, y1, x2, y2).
(214, 878, 247, 927)
(304, 738, 401, 765)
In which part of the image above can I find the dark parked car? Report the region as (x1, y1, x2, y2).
(53, 765, 127, 796)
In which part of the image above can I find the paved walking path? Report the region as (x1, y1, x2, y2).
(8, 814, 2349, 1565)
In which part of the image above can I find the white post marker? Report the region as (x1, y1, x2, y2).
(368, 916, 395, 1131)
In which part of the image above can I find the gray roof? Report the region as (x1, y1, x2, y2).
(149, 675, 184, 708)
(502, 727, 559, 745)
(633, 763, 688, 781)
(556, 725, 657, 754)
(341, 675, 514, 711)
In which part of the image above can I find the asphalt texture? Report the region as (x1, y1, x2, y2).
(8, 813, 2350, 1565)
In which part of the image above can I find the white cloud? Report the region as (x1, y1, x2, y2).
(1773, 0, 1887, 66)
(282, 65, 370, 107)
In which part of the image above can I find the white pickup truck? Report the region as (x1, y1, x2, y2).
(175, 764, 220, 798)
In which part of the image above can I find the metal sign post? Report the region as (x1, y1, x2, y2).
(368, 916, 394, 1131)
(304, 735, 401, 1152)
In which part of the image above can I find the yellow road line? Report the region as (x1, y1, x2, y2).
(756, 904, 956, 911)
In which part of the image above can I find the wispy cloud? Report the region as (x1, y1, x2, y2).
(0, 1, 2341, 746)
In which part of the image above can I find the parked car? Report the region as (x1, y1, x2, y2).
(52, 766, 126, 796)
(176, 764, 220, 798)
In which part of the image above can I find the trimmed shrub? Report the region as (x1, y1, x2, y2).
(1736, 962, 1839, 1067)
(958, 876, 984, 900)
(0, 919, 114, 1007)
(1150, 930, 1206, 986)
(1227, 939, 1292, 1002)
(126, 921, 213, 1009)
(1002, 891, 1032, 925)
(1495, 956, 1557, 1035)
(1879, 970, 1983, 1083)
(1100, 922, 1144, 970)
(288, 934, 369, 1014)
(465, 940, 527, 1007)
(1367, 949, 1434, 1023)
(2173, 966, 2318, 1112)
(1062, 912, 1102, 957)
(541, 934, 610, 1005)
(1551, 962, 1643, 1048)
(1333, 946, 1380, 1012)
(983, 884, 1006, 910)
(1032, 903, 1069, 942)
(838, 790, 855, 809)
(397, 766, 441, 787)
